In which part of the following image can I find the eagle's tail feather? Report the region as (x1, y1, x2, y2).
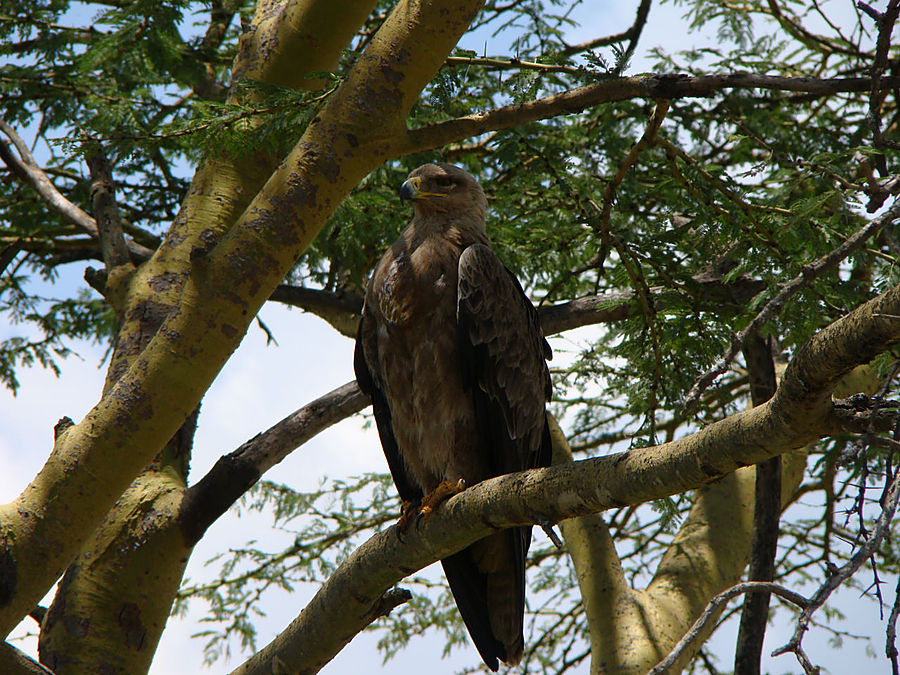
(441, 528, 528, 671)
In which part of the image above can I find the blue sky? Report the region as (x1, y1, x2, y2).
(1, 1, 893, 674)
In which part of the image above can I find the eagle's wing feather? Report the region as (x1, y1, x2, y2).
(457, 243, 552, 475)
(354, 319, 422, 504)
(441, 243, 552, 669)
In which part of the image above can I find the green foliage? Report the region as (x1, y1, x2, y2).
(4, 0, 900, 670)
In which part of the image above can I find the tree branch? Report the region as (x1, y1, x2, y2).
(649, 582, 810, 675)
(735, 336, 781, 675)
(559, 0, 651, 57)
(178, 382, 369, 545)
(85, 146, 132, 271)
(0, 121, 153, 261)
(550, 416, 633, 670)
(683, 194, 900, 414)
(271, 267, 766, 340)
(0, 641, 54, 675)
(230, 281, 900, 675)
(268, 285, 364, 337)
(399, 74, 900, 156)
(772, 459, 900, 673)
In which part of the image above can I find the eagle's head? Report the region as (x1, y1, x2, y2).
(399, 163, 487, 222)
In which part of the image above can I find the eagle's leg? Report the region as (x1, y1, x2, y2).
(417, 478, 467, 523)
(395, 479, 467, 537)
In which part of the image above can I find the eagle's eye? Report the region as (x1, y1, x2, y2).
(435, 176, 454, 189)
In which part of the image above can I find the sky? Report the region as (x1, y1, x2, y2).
(2, 1, 895, 674)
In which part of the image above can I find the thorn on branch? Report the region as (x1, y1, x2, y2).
(256, 316, 279, 346)
(538, 520, 563, 549)
(773, 461, 900, 674)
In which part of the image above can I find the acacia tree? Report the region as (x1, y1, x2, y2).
(2, 0, 900, 673)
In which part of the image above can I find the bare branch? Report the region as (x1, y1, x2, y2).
(0, 121, 97, 236)
(178, 382, 368, 545)
(650, 582, 810, 675)
(445, 55, 583, 75)
(538, 290, 635, 333)
(268, 285, 363, 338)
(85, 145, 131, 271)
(559, 0, 651, 57)
(772, 464, 900, 671)
(861, 0, 900, 160)
(887, 575, 900, 675)
(0, 641, 54, 675)
(0, 121, 153, 261)
(400, 74, 900, 156)
(735, 336, 781, 675)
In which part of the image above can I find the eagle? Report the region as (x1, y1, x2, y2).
(353, 163, 553, 670)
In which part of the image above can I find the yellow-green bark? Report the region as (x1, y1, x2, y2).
(28, 1, 381, 671)
(0, 0, 485, 643)
(38, 469, 190, 673)
(552, 386, 814, 674)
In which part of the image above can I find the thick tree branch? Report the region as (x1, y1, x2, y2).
(271, 268, 765, 340)
(0, 642, 54, 675)
(179, 382, 369, 546)
(550, 417, 638, 673)
(230, 281, 900, 675)
(399, 74, 900, 156)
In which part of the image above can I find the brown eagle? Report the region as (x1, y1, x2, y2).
(353, 163, 553, 670)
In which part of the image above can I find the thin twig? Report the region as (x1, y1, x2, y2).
(682, 195, 900, 415)
(444, 55, 583, 75)
(597, 99, 670, 265)
(772, 465, 900, 672)
(861, 0, 900, 161)
(886, 575, 900, 675)
(649, 581, 810, 675)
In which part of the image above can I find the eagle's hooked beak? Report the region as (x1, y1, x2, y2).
(399, 176, 448, 201)
(398, 177, 419, 201)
